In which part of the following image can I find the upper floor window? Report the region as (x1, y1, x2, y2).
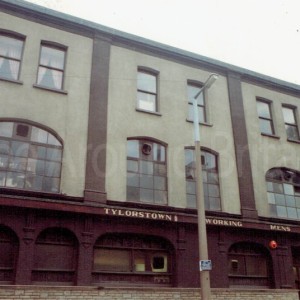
(282, 106, 300, 141)
(0, 121, 62, 193)
(137, 69, 158, 112)
(256, 99, 275, 135)
(187, 82, 206, 123)
(0, 32, 24, 81)
(37, 42, 66, 90)
(185, 148, 221, 211)
(266, 167, 300, 220)
(127, 139, 167, 204)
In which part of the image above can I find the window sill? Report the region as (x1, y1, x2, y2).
(0, 76, 23, 85)
(33, 84, 68, 95)
(136, 108, 162, 116)
(287, 138, 300, 144)
(186, 118, 213, 127)
(261, 133, 280, 139)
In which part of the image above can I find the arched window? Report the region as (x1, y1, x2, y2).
(185, 148, 221, 210)
(228, 242, 272, 288)
(0, 121, 62, 193)
(266, 167, 300, 219)
(92, 233, 173, 286)
(0, 226, 18, 284)
(32, 227, 78, 285)
(127, 139, 167, 204)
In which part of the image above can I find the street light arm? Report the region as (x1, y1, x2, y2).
(194, 74, 219, 100)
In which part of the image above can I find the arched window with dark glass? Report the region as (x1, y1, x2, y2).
(92, 234, 173, 286)
(228, 242, 273, 288)
(185, 148, 221, 210)
(0, 226, 18, 284)
(266, 167, 300, 220)
(32, 227, 78, 285)
(127, 138, 167, 204)
(0, 121, 62, 193)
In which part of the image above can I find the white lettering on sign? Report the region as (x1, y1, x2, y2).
(205, 218, 243, 227)
(270, 225, 291, 232)
(104, 208, 177, 222)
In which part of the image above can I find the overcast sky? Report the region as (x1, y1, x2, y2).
(25, 0, 300, 85)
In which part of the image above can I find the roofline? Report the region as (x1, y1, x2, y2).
(1, 0, 299, 94)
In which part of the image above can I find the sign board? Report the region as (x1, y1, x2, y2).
(199, 260, 212, 271)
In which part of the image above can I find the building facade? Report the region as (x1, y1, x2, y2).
(0, 0, 300, 291)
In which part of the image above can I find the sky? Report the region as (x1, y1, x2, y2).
(25, 0, 300, 85)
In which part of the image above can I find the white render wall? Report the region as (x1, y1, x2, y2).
(242, 82, 300, 217)
(106, 45, 241, 214)
(0, 12, 93, 197)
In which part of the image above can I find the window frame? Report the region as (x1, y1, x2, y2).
(35, 41, 67, 92)
(0, 30, 25, 82)
(266, 167, 300, 220)
(256, 98, 275, 136)
(136, 67, 159, 114)
(282, 104, 300, 141)
(0, 121, 63, 193)
(126, 138, 168, 205)
(92, 234, 173, 286)
(185, 147, 221, 211)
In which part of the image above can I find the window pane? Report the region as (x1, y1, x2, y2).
(127, 160, 138, 173)
(6, 172, 24, 188)
(154, 190, 167, 204)
(259, 119, 273, 135)
(140, 189, 154, 202)
(45, 161, 61, 177)
(186, 181, 196, 194)
(283, 107, 296, 124)
(209, 197, 221, 210)
(277, 206, 287, 218)
(0, 155, 8, 168)
(257, 101, 271, 118)
(127, 140, 139, 158)
(31, 127, 48, 144)
(187, 104, 205, 123)
(187, 194, 196, 208)
(287, 207, 298, 219)
(127, 173, 139, 187)
(137, 91, 156, 111)
(188, 85, 204, 106)
(46, 148, 62, 162)
(0, 140, 10, 155)
(40, 46, 65, 70)
(153, 143, 165, 162)
(9, 157, 26, 171)
(134, 252, 146, 272)
(154, 176, 166, 190)
(94, 249, 131, 272)
(208, 184, 220, 197)
(267, 192, 275, 204)
(140, 160, 153, 175)
(0, 36, 23, 59)
(43, 177, 60, 192)
(29, 145, 46, 159)
(127, 186, 139, 201)
(0, 122, 13, 138)
(11, 141, 29, 157)
(285, 125, 299, 140)
(27, 159, 45, 175)
(275, 193, 286, 205)
(140, 175, 153, 189)
(137, 71, 156, 93)
(284, 184, 294, 195)
(37, 66, 63, 89)
(48, 134, 61, 146)
(25, 174, 43, 190)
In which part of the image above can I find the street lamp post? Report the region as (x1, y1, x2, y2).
(193, 74, 218, 300)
